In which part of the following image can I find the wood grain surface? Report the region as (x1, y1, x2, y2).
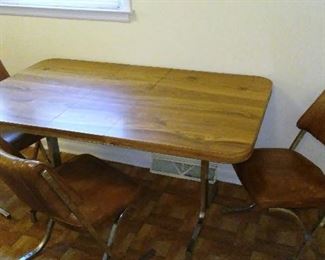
(0, 59, 272, 163)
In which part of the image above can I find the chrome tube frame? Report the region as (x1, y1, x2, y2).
(39, 141, 52, 164)
(186, 160, 209, 258)
(102, 209, 127, 260)
(31, 141, 40, 160)
(0, 207, 11, 219)
(46, 137, 61, 167)
(289, 130, 306, 151)
(269, 208, 325, 259)
(19, 218, 55, 260)
(296, 214, 325, 259)
(269, 208, 308, 238)
(41, 170, 111, 256)
(30, 210, 38, 223)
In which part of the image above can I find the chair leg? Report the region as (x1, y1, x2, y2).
(222, 203, 256, 214)
(19, 218, 55, 260)
(296, 213, 325, 259)
(268, 208, 309, 239)
(102, 209, 156, 260)
(46, 137, 62, 167)
(40, 169, 110, 256)
(30, 210, 38, 223)
(32, 140, 52, 164)
(102, 209, 127, 260)
(268, 208, 325, 259)
(32, 142, 40, 160)
(38, 141, 52, 164)
(0, 207, 11, 219)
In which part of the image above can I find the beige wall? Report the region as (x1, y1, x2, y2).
(0, 0, 324, 172)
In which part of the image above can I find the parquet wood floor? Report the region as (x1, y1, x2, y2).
(0, 149, 324, 260)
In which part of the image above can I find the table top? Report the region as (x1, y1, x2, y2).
(0, 59, 272, 163)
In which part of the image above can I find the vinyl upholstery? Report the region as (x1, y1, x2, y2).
(0, 150, 139, 229)
(234, 149, 325, 209)
(234, 90, 325, 209)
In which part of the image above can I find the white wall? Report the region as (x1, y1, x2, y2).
(0, 0, 324, 180)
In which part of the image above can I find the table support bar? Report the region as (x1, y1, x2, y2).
(46, 137, 62, 167)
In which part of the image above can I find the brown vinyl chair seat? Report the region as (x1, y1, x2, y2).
(232, 91, 325, 258)
(0, 132, 43, 151)
(53, 154, 139, 228)
(234, 148, 325, 209)
(0, 148, 140, 258)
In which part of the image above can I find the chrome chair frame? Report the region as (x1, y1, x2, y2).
(102, 209, 126, 260)
(19, 212, 128, 260)
(0, 137, 61, 220)
(19, 169, 128, 260)
(0, 207, 11, 219)
(19, 218, 55, 260)
(0, 60, 54, 220)
(32, 141, 51, 164)
(224, 129, 324, 259)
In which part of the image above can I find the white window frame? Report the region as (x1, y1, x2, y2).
(0, 0, 132, 22)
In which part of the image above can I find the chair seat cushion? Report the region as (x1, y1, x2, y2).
(234, 148, 325, 209)
(0, 131, 43, 151)
(53, 154, 139, 227)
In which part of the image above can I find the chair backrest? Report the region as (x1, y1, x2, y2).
(0, 149, 81, 226)
(0, 60, 10, 81)
(297, 90, 325, 145)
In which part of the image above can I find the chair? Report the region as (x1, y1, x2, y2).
(231, 90, 325, 258)
(0, 60, 49, 219)
(0, 147, 139, 259)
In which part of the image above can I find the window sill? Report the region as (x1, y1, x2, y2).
(0, 5, 132, 22)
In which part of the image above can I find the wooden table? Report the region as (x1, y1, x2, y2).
(0, 59, 272, 256)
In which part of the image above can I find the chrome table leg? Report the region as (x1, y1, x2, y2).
(0, 207, 11, 219)
(46, 137, 61, 167)
(186, 160, 209, 258)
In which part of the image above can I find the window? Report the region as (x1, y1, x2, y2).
(0, 0, 132, 22)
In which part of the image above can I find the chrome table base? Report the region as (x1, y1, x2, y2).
(46, 137, 61, 167)
(186, 160, 210, 258)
